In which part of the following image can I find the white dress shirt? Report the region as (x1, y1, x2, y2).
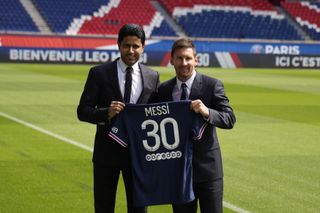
(117, 59, 143, 104)
(172, 71, 196, 101)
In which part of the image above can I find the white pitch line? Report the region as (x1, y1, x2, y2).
(0, 111, 251, 213)
(223, 201, 251, 213)
(0, 111, 93, 152)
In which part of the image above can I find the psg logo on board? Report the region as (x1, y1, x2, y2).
(250, 44, 264, 54)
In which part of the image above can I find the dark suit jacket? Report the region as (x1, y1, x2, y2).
(155, 72, 236, 182)
(77, 59, 159, 166)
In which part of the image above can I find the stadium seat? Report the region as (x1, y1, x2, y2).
(33, 0, 107, 33)
(77, 0, 176, 37)
(158, 0, 302, 40)
(2, 0, 318, 41)
(0, 0, 39, 32)
(281, 1, 320, 40)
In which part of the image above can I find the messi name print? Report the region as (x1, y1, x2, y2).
(109, 101, 207, 207)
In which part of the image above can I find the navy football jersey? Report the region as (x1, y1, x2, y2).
(109, 101, 207, 207)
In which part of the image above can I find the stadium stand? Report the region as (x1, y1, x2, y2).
(281, 1, 320, 40)
(32, 0, 107, 34)
(1, 0, 320, 41)
(32, 0, 176, 37)
(158, 0, 302, 40)
(76, 0, 177, 37)
(0, 0, 39, 32)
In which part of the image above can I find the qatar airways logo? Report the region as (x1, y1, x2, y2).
(250, 44, 300, 55)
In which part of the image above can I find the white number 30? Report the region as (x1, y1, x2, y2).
(141, 118, 180, 152)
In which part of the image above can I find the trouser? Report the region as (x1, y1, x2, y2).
(93, 164, 147, 213)
(172, 178, 223, 213)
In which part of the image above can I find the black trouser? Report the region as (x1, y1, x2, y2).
(172, 178, 223, 213)
(93, 164, 147, 213)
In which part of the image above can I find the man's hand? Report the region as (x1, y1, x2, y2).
(191, 99, 209, 119)
(108, 101, 125, 120)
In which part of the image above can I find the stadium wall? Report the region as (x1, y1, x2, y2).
(1, 34, 320, 69)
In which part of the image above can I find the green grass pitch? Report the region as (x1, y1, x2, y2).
(0, 63, 319, 213)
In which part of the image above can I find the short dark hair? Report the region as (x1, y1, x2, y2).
(118, 24, 146, 46)
(171, 38, 196, 57)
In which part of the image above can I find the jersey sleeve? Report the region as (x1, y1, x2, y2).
(108, 112, 128, 147)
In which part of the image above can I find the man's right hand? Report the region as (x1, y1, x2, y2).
(108, 101, 126, 120)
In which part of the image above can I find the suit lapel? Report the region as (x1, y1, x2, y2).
(109, 59, 123, 100)
(166, 78, 176, 101)
(189, 72, 203, 100)
(158, 78, 175, 102)
(137, 64, 152, 104)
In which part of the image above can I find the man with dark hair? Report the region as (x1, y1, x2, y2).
(77, 24, 159, 213)
(155, 38, 236, 213)
(117, 24, 145, 45)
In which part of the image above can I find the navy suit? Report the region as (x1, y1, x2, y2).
(155, 72, 236, 213)
(77, 58, 159, 213)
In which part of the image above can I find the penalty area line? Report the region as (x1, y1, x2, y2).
(0, 111, 251, 213)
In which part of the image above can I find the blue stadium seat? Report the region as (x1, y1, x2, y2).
(176, 10, 302, 40)
(151, 21, 177, 37)
(33, 0, 107, 33)
(0, 0, 39, 32)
